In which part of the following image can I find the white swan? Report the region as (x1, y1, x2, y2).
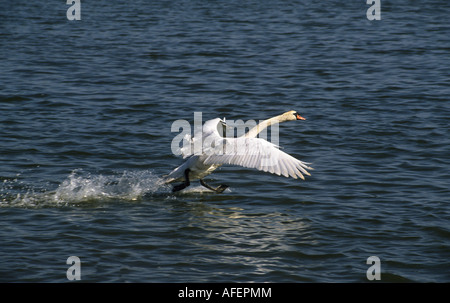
(165, 110, 313, 192)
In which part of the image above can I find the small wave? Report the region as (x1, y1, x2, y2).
(0, 169, 170, 208)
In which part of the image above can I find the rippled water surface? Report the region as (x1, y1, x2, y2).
(1, 1, 449, 282)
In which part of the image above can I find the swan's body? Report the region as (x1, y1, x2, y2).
(165, 110, 312, 192)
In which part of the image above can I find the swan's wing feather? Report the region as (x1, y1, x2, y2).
(202, 137, 312, 179)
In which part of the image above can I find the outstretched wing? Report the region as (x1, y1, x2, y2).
(202, 136, 312, 180)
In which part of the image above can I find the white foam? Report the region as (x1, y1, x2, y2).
(0, 169, 170, 207)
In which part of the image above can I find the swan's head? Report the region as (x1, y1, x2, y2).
(283, 110, 306, 121)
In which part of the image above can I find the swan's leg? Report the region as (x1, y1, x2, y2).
(200, 179, 228, 193)
(172, 169, 191, 192)
(199, 179, 215, 191)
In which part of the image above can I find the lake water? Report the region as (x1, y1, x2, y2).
(0, 1, 449, 282)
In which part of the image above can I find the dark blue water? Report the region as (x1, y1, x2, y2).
(1, 1, 449, 282)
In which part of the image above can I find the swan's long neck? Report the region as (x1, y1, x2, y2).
(244, 114, 286, 138)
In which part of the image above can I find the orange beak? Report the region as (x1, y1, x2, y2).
(296, 114, 306, 120)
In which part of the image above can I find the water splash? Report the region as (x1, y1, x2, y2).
(0, 169, 170, 207)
